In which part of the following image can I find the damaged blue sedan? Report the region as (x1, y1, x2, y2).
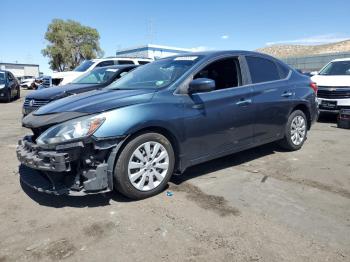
(17, 51, 318, 199)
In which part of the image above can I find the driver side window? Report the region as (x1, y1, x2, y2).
(96, 60, 114, 67)
(194, 57, 241, 90)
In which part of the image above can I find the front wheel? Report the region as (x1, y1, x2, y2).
(278, 110, 308, 151)
(114, 132, 175, 200)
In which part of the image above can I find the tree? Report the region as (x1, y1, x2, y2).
(42, 19, 103, 71)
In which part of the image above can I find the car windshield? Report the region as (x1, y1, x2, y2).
(319, 61, 350, 75)
(72, 67, 120, 84)
(74, 60, 94, 72)
(107, 56, 202, 90)
(0, 72, 5, 84)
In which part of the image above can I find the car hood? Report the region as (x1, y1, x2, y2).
(52, 71, 83, 85)
(34, 89, 156, 115)
(25, 83, 98, 100)
(311, 75, 350, 87)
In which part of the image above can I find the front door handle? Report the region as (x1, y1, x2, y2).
(192, 103, 204, 109)
(281, 91, 293, 97)
(236, 99, 252, 106)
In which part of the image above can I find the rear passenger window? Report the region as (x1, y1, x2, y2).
(96, 60, 114, 67)
(277, 62, 290, 79)
(118, 60, 134, 65)
(246, 56, 281, 84)
(138, 61, 150, 65)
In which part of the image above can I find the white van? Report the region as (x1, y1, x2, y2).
(52, 57, 152, 86)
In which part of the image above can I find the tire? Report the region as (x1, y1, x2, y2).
(278, 110, 308, 151)
(6, 90, 11, 103)
(114, 132, 175, 200)
(15, 87, 20, 100)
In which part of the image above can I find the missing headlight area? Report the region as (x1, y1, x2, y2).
(17, 135, 119, 195)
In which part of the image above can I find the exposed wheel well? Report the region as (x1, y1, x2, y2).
(292, 104, 311, 130)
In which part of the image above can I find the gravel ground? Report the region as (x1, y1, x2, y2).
(0, 90, 349, 262)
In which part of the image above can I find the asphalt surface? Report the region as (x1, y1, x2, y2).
(0, 89, 349, 262)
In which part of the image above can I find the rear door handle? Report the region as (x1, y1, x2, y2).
(236, 99, 252, 106)
(281, 91, 293, 97)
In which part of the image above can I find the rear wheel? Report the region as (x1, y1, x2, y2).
(114, 132, 175, 200)
(6, 90, 11, 103)
(15, 87, 20, 100)
(279, 110, 307, 151)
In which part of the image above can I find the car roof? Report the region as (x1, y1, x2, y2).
(331, 57, 350, 62)
(91, 64, 138, 70)
(91, 57, 152, 62)
(164, 50, 280, 61)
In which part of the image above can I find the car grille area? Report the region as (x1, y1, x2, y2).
(317, 86, 350, 99)
(24, 98, 50, 108)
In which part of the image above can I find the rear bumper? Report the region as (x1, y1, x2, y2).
(16, 137, 116, 195)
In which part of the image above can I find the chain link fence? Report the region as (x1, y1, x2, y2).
(282, 52, 350, 72)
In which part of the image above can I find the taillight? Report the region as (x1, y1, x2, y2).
(310, 82, 318, 93)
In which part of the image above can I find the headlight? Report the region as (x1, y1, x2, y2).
(36, 114, 105, 145)
(0, 84, 5, 89)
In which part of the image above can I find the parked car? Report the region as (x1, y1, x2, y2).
(311, 58, 350, 113)
(28, 76, 49, 90)
(23, 65, 137, 116)
(35, 76, 53, 90)
(0, 70, 20, 102)
(52, 57, 151, 86)
(20, 76, 36, 89)
(17, 51, 318, 199)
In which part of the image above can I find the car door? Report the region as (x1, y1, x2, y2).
(7, 73, 15, 97)
(244, 55, 292, 144)
(181, 56, 255, 164)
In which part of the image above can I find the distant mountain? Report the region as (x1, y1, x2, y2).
(256, 40, 350, 58)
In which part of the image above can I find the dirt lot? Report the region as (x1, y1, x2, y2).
(0, 90, 349, 262)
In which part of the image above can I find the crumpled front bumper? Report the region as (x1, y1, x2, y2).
(16, 137, 114, 196)
(16, 139, 72, 172)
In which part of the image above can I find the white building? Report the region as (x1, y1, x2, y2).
(0, 62, 40, 79)
(115, 44, 192, 59)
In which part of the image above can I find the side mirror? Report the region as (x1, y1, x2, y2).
(188, 78, 215, 94)
(310, 71, 318, 76)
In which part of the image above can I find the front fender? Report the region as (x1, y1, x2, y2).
(93, 99, 185, 144)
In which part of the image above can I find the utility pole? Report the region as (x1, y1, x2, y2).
(147, 18, 156, 44)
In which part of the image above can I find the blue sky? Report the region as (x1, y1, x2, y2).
(1, 0, 349, 74)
